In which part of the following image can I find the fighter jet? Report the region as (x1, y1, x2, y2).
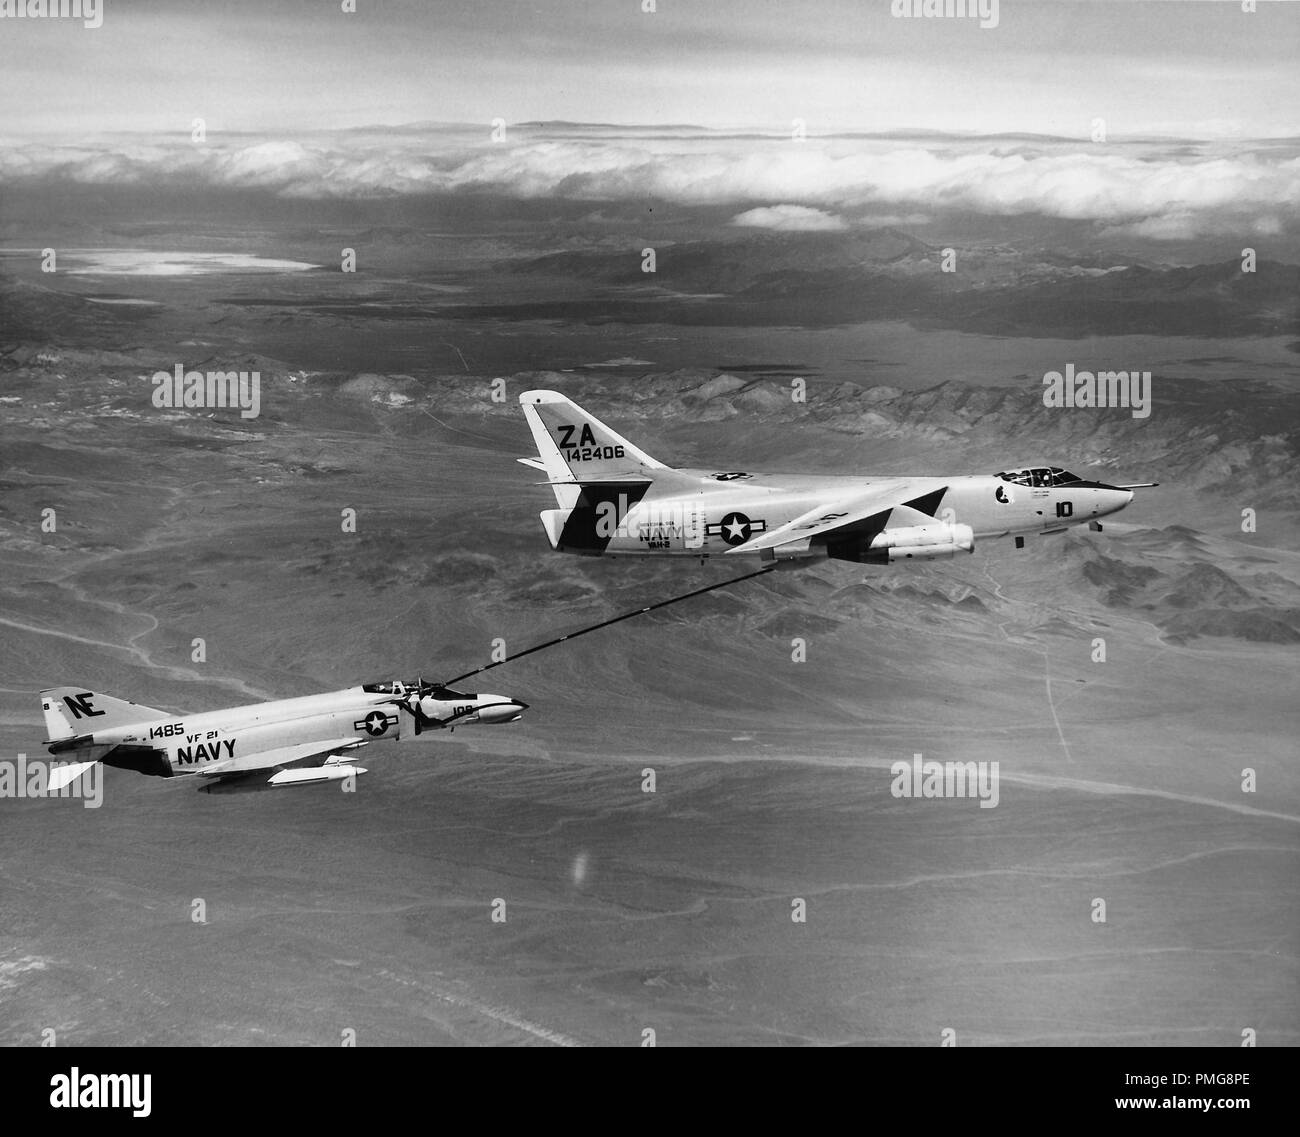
(35, 563, 784, 797)
(38, 680, 527, 795)
(518, 390, 1156, 564)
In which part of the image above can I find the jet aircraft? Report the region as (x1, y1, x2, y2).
(38, 680, 526, 795)
(36, 567, 775, 796)
(518, 390, 1156, 564)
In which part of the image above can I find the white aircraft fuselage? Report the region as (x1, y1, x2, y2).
(564, 469, 1135, 562)
(40, 680, 527, 793)
(518, 390, 1152, 566)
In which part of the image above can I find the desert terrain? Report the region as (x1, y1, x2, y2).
(1, 209, 1296, 1043)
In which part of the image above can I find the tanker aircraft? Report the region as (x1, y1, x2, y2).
(518, 390, 1156, 565)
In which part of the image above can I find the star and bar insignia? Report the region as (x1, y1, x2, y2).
(355, 710, 398, 737)
(705, 512, 767, 546)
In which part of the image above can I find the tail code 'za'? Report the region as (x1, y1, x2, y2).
(519, 390, 665, 507)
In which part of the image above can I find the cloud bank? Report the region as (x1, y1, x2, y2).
(2, 127, 1297, 238)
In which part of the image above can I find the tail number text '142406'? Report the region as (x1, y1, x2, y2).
(557, 424, 624, 463)
(567, 445, 624, 463)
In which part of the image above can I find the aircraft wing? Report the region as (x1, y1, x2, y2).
(729, 482, 941, 553)
(195, 737, 366, 779)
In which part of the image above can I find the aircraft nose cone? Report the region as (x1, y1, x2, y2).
(477, 699, 528, 724)
(1102, 488, 1133, 515)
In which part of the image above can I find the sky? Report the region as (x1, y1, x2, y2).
(1, 0, 1296, 241)
(0, 0, 1296, 139)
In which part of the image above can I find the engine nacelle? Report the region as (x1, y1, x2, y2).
(829, 522, 975, 564)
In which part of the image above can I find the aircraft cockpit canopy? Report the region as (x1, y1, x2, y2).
(363, 680, 473, 700)
(995, 466, 1082, 488)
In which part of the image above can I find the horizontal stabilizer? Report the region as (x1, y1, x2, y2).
(45, 760, 99, 792)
